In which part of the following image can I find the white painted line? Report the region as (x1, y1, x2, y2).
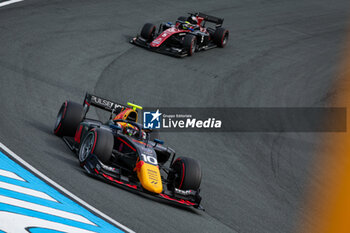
(0, 168, 26, 181)
(0, 180, 57, 202)
(0, 211, 96, 233)
(0, 195, 96, 226)
(0, 0, 24, 8)
(0, 142, 135, 233)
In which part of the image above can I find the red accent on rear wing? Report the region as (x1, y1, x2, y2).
(195, 12, 224, 26)
(83, 93, 130, 116)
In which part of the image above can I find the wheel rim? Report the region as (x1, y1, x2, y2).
(191, 39, 196, 54)
(79, 132, 95, 162)
(222, 33, 228, 46)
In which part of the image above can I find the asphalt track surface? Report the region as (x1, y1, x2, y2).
(0, 0, 349, 232)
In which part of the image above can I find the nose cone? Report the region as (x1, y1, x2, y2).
(136, 162, 163, 194)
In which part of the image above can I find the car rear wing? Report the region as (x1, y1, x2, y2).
(192, 12, 224, 27)
(83, 93, 130, 117)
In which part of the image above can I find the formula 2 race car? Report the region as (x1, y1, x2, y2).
(53, 93, 203, 210)
(130, 12, 229, 57)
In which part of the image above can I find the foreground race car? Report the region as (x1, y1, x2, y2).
(53, 93, 203, 210)
(130, 12, 229, 57)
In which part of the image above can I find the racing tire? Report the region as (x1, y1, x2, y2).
(79, 128, 114, 165)
(141, 23, 156, 42)
(213, 27, 229, 48)
(183, 34, 197, 56)
(54, 101, 84, 137)
(169, 157, 202, 190)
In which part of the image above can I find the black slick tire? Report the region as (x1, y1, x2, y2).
(79, 128, 114, 165)
(169, 157, 202, 190)
(141, 23, 156, 42)
(213, 27, 229, 48)
(54, 101, 83, 137)
(183, 34, 197, 56)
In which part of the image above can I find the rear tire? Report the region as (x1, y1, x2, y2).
(183, 34, 197, 56)
(54, 101, 83, 137)
(141, 23, 156, 42)
(79, 128, 114, 165)
(169, 157, 202, 190)
(213, 27, 229, 48)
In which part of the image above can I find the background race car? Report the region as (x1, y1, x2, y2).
(131, 12, 229, 57)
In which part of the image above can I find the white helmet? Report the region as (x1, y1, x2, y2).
(189, 16, 198, 24)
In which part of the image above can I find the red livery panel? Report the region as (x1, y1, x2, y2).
(150, 28, 188, 47)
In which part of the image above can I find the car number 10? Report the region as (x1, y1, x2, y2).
(140, 154, 158, 165)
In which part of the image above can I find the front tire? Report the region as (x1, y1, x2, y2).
(79, 128, 114, 165)
(54, 101, 83, 137)
(183, 34, 197, 56)
(169, 157, 202, 190)
(213, 27, 229, 48)
(141, 23, 156, 42)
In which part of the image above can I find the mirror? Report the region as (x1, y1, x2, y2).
(110, 124, 122, 131)
(154, 139, 164, 145)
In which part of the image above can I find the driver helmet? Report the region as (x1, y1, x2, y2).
(122, 123, 137, 137)
(182, 21, 191, 30)
(188, 16, 198, 25)
(121, 123, 147, 139)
